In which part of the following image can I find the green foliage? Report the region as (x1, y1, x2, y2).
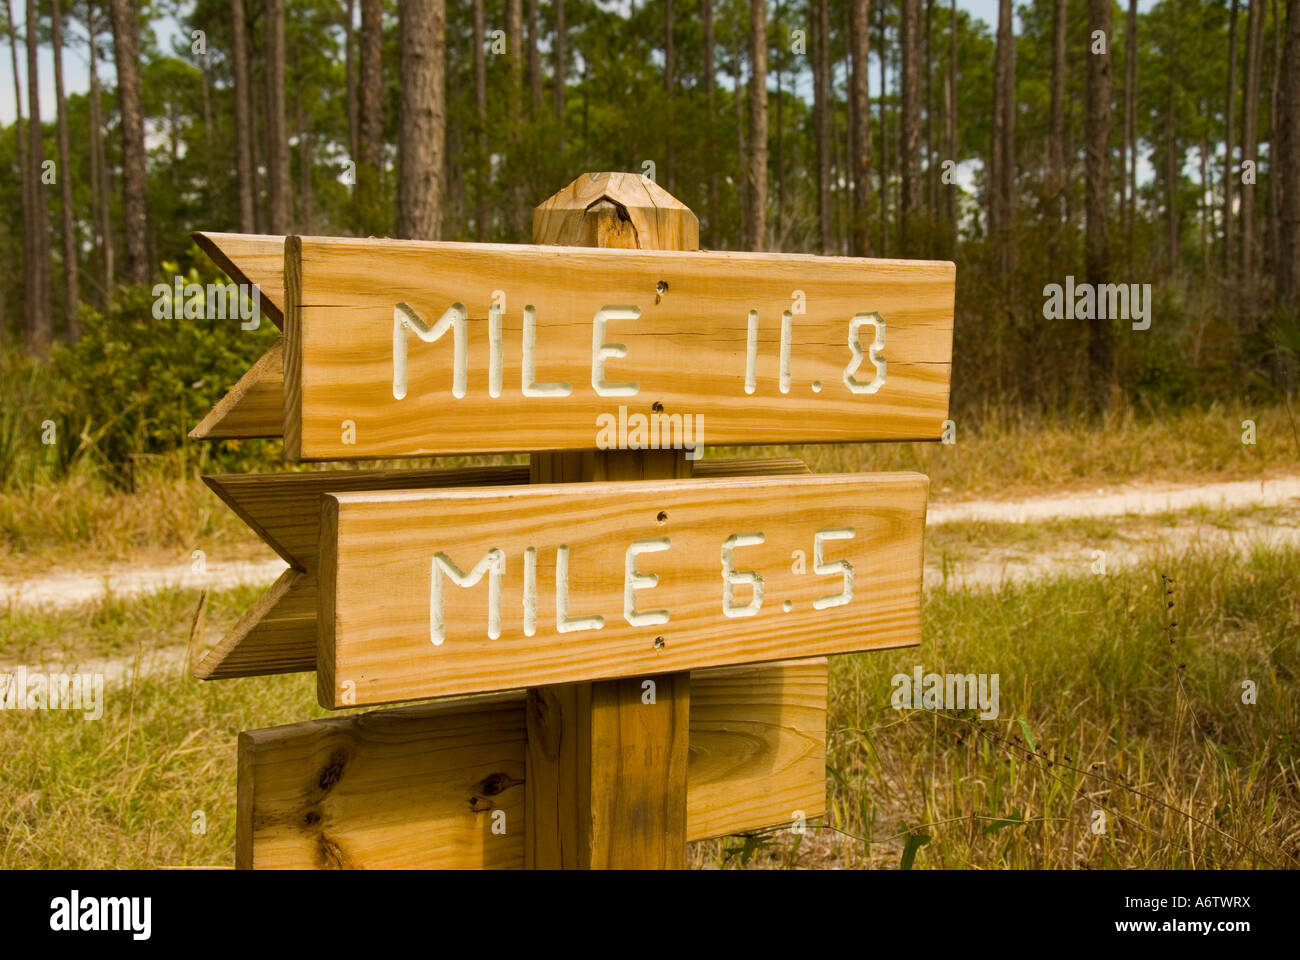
(1, 0, 1295, 427)
(1, 265, 279, 491)
(48, 277, 279, 486)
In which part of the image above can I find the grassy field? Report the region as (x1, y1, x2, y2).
(2, 539, 1296, 869)
(1, 402, 1295, 577)
(699, 542, 1300, 869)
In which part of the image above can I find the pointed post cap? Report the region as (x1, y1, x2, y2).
(533, 172, 700, 251)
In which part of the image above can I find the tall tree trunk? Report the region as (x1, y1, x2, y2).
(445, 101, 463, 231)
(1000, 0, 1014, 243)
(1269, 0, 1281, 281)
(51, 0, 78, 341)
(230, 0, 254, 233)
(88, 2, 114, 302)
(1167, 43, 1179, 275)
(835, 33, 848, 253)
(877, 3, 889, 255)
(1242, 0, 1263, 296)
(774, 1, 783, 240)
(900, 0, 921, 254)
(1049, 0, 1065, 243)
(346, 0, 358, 163)
(1200, 131, 1210, 276)
(1225, 0, 1239, 272)
(554, 0, 565, 149)
(252, 51, 265, 231)
(87, 2, 103, 303)
(474, 0, 489, 240)
(265, 0, 291, 233)
(734, 39, 748, 249)
(850, 0, 872, 256)
(990, 0, 1012, 240)
(946, 0, 956, 235)
(1278, 0, 1300, 308)
(1124, 0, 1137, 268)
(5, 0, 31, 346)
(505, 0, 524, 237)
(665, 0, 674, 189)
(397, 0, 445, 240)
(168, 96, 180, 191)
(104, 0, 147, 283)
(1086, 0, 1113, 411)
(296, 76, 314, 233)
(527, 0, 540, 118)
(924, 0, 934, 226)
(748, 0, 767, 251)
(842, 2, 853, 253)
(702, 0, 716, 243)
(358, 0, 384, 234)
(813, 0, 831, 253)
(198, 34, 213, 155)
(25, 0, 52, 349)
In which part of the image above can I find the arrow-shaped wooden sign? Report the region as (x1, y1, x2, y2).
(318, 471, 927, 707)
(195, 458, 812, 680)
(188, 233, 954, 458)
(195, 464, 527, 678)
(189, 233, 288, 440)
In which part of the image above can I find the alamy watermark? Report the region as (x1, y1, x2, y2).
(50, 891, 150, 940)
(891, 665, 1000, 720)
(152, 276, 261, 330)
(1042, 276, 1152, 331)
(0, 667, 104, 720)
(595, 405, 704, 460)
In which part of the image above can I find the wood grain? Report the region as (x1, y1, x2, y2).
(194, 568, 318, 679)
(189, 338, 284, 440)
(195, 460, 808, 681)
(236, 658, 826, 868)
(237, 691, 528, 869)
(532, 172, 699, 251)
(189, 231, 286, 440)
(318, 471, 927, 706)
(204, 465, 529, 570)
(192, 231, 287, 327)
(524, 174, 697, 869)
(524, 682, 591, 867)
(276, 235, 952, 460)
(685, 659, 827, 840)
(588, 673, 690, 868)
(282, 235, 303, 461)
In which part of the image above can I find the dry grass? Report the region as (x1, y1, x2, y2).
(691, 542, 1300, 869)
(711, 401, 1299, 499)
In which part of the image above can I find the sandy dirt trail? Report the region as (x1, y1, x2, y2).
(3, 473, 1297, 612)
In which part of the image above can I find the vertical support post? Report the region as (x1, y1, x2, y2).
(525, 173, 699, 869)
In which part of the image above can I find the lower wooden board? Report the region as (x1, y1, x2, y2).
(194, 458, 810, 681)
(319, 471, 927, 707)
(237, 658, 827, 868)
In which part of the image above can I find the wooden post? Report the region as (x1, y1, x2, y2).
(526, 173, 698, 868)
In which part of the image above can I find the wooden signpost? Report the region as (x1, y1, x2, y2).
(281, 236, 951, 458)
(320, 472, 927, 706)
(192, 172, 955, 869)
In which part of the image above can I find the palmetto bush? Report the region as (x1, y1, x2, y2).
(2, 277, 279, 493)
